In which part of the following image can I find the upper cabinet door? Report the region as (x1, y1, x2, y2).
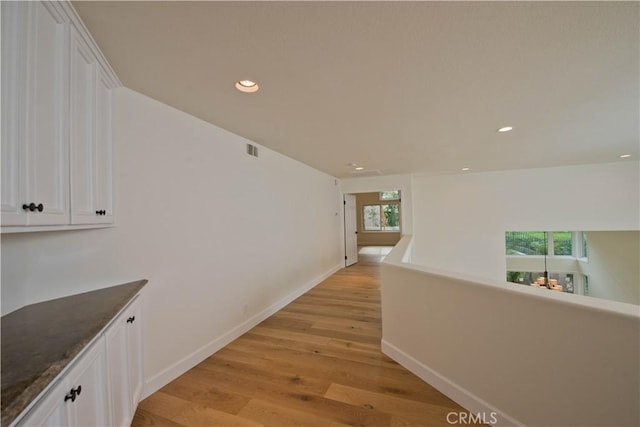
(23, 2, 70, 226)
(70, 27, 97, 224)
(1, 2, 28, 226)
(93, 68, 114, 224)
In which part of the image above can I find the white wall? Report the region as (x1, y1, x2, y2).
(1, 88, 343, 394)
(411, 162, 640, 281)
(582, 231, 640, 304)
(382, 237, 640, 427)
(341, 174, 413, 235)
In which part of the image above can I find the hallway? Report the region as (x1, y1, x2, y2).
(132, 248, 467, 426)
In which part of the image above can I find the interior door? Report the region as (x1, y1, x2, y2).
(344, 194, 358, 267)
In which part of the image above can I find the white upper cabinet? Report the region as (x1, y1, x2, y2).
(25, 2, 70, 226)
(93, 68, 114, 223)
(70, 27, 97, 224)
(1, 1, 119, 232)
(69, 27, 114, 225)
(1, 2, 26, 226)
(1, 2, 69, 226)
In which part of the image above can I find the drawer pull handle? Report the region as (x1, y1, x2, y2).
(64, 385, 81, 403)
(126, 316, 135, 324)
(22, 203, 43, 212)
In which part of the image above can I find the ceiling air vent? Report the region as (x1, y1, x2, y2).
(246, 143, 258, 157)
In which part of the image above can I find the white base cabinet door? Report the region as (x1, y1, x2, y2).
(105, 297, 143, 427)
(18, 338, 111, 427)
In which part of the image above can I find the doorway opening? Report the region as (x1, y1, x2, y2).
(344, 190, 402, 267)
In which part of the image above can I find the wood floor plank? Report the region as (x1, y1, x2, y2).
(212, 346, 460, 409)
(181, 365, 392, 426)
(138, 391, 263, 427)
(235, 332, 400, 370)
(237, 398, 339, 427)
(132, 408, 187, 427)
(133, 250, 472, 427)
(324, 383, 455, 422)
(159, 375, 251, 415)
(249, 325, 333, 346)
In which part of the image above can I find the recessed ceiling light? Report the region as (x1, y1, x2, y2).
(619, 154, 631, 158)
(355, 167, 364, 171)
(498, 126, 513, 132)
(461, 167, 470, 171)
(235, 80, 259, 93)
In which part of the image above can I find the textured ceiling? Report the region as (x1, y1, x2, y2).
(73, 1, 639, 178)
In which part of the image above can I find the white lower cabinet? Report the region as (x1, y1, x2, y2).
(105, 297, 142, 427)
(17, 297, 142, 427)
(18, 339, 110, 427)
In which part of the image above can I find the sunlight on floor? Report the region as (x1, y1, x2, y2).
(358, 246, 393, 257)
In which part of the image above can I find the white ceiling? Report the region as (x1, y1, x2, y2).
(73, 1, 639, 178)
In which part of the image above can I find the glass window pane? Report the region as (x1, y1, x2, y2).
(505, 231, 547, 255)
(380, 190, 400, 200)
(582, 232, 588, 258)
(584, 275, 589, 295)
(553, 231, 572, 255)
(381, 204, 400, 231)
(363, 205, 381, 230)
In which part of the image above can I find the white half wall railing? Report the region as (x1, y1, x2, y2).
(381, 235, 639, 427)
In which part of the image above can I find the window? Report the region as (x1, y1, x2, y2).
(363, 204, 400, 231)
(581, 232, 588, 258)
(380, 190, 400, 200)
(505, 231, 573, 256)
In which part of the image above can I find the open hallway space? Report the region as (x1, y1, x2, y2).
(132, 249, 468, 426)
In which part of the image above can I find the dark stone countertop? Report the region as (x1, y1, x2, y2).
(1, 279, 147, 427)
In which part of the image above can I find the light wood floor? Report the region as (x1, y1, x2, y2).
(132, 249, 470, 426)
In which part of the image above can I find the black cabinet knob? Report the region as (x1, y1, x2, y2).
(95, 210, 106, 215)
(126, 316, 135, 324)
(36, 203, 43, 212)
(73, 385, 82, 396)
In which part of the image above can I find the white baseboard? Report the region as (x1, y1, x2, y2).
(381, 339, 522, 427)
(141, 262, 343, 399)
